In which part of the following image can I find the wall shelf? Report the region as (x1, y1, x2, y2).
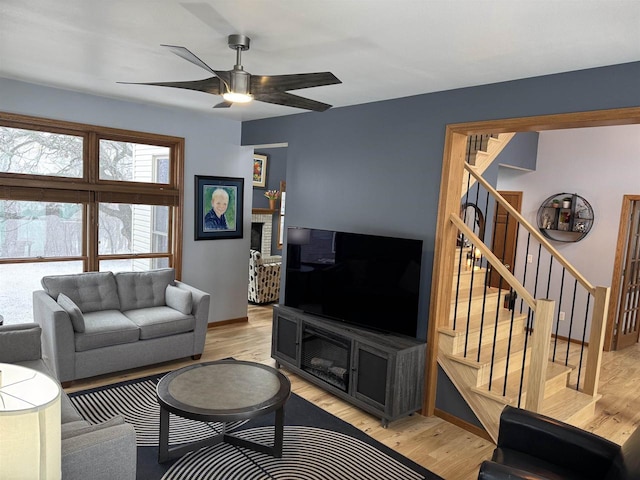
(537, 193, 594, 242)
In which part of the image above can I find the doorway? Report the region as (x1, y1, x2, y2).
(424, 107, 640, 417)
(607, 195, 640, 350)
(488, 191, 523, 289)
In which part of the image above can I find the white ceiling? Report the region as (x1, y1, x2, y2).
(1, 0, 639, 122)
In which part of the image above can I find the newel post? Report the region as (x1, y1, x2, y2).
(525, 299, 555, 413)
(583, 286, 610, 397)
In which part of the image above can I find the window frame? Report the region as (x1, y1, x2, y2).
(0, 112, 184, 277)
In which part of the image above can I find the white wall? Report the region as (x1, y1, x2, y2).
(0, 77, 253, 324)
(498, 124, 640, 335)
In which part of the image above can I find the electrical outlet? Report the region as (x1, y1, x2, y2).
(527, 254, 533, 264)
(559, 311, 565, 321)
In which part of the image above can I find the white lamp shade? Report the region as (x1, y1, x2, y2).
(0, 363, 61, 480)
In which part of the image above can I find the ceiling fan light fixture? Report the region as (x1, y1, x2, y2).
(222, 91, 253, 103)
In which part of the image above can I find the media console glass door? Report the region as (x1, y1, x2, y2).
(352, 342, 389, 410)
(273, 313, 300, 366)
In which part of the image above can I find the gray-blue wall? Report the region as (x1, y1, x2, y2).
(241, 61, 640, 425)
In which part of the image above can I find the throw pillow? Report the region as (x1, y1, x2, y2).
(165, 284, 192, 315)
(57, 293, 85, 333)
(61, 416, 125, 440)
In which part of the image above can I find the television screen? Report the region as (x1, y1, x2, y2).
(284, 227, 423, 338)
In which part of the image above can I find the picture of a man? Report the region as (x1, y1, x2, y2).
(204, 188, 229, 230)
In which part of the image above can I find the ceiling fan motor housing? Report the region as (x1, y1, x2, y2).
(229, 69, 250, 95)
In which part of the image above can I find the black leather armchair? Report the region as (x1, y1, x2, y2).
(478, 405, 640, 480)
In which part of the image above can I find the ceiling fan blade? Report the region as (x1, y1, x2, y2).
(213, 100, 233, 109)
(161, 44, 231, 86)
(254, 91, 332, 112)
(251, 72, 341, 94)
(118, 77, 222, 95)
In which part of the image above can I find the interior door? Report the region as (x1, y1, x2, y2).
(488, 191, 523, 289)
(609, 196, 640, 350)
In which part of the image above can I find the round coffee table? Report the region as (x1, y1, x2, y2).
(156, 359, 291, 463)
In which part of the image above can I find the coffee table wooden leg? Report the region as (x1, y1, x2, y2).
(159, 406, 170, 463)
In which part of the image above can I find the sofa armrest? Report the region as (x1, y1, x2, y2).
(175, 280, 211, 354)
(32, 290, 76, 382)
(62, 420, 136, 480)
(0, 323, 42, 363)
(478, 460, 550, 480)
(496, 406, 620, 474)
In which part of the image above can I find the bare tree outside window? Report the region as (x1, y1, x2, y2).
(0, 126, 83, 177)
(0, 114, 182, 324)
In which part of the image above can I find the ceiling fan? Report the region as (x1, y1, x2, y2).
(120, 34, 341, 112)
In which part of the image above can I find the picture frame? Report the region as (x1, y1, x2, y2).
(253, 154, 267, 187)
(195, 175, 244, 240)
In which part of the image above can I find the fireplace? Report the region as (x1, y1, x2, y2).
(251, 223, 263, 251)
(250, 211, 274, 256)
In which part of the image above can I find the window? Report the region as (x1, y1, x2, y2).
(0, 113, 184, 323)
(99, 140, 171, 184)
(0, 126, 83, 177)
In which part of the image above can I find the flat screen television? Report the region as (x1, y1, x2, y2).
(284, 227, 423, 338)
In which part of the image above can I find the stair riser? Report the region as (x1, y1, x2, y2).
(443, 342, 528, 388)
(518, 371, 571, 405)
(452, 272, 488, 295)
(446, 316, 526, 356)
(450, 292, 503, 320)
(477, 347, 528, 386)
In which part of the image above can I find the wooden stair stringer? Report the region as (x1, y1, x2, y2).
(437, 351, 503, 442)
(462, 132, 516, 195)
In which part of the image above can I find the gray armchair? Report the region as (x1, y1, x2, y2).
(0, 323, 137, 480)
(478, 405, 640, 480)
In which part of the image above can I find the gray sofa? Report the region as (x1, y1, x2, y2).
(0, 323, 137, 479)
(33, 268, 210, 385)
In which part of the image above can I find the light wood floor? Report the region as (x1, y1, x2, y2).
(65, 304, 640, 479)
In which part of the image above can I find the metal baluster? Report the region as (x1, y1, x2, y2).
(552, 268, 566, 362)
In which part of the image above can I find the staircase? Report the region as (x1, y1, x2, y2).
(462, 133, 516, 193)
(438, 249, 599, 441)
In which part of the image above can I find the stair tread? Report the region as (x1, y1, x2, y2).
(472, 361, 572, 403)
(541, 388, 599, 423)
(444, 333, 527, 368)
(451, 286, 503, 302)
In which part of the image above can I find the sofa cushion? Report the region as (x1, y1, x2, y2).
(115, 268, 175, 312)
(41, 271, 120, 313)
(62, 416, 125, 440)
(123, 306, 195, 340)
(61, 420, 91, 436)
(57, 293, 86, 332)
(0, 323, 41, 363)
(165, 284, 192, 315)
(74, 310, 140, 352)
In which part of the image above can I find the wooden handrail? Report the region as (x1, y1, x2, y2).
(464, 164, 596, 295)
(450, 214, 536, 310)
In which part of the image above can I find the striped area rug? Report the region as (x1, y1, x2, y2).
(69, 372, 442, 480)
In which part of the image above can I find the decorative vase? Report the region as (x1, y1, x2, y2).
(562, 200, 571, 208)
(269, 199, 276, 210)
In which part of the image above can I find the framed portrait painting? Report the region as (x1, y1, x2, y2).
(195, 175, 244, 240)
(253, 154, 267, 187)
